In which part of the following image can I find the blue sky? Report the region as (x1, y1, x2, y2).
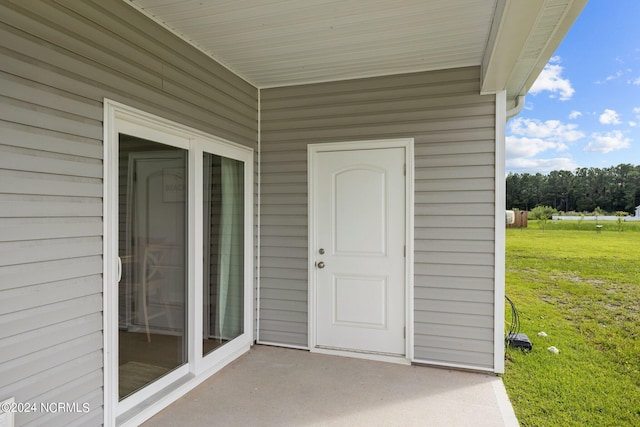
(506, 1, 640, 174)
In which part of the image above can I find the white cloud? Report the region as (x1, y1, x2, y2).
(632, 107, 640, 126)
(569, 110, 582, 119)
(529, 58, 575, 101)
(599, 109, 622, 125)
(506, 117, 585, 173)
(506, 136, 564, 159)
(508, 118, 584, 142)
(605, 71, 623, 82)
(506, 157, 579, 174)
(584, 131, 631, 153)
(630, 77, 640, 85)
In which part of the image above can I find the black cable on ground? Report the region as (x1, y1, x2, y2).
(505, 295, 532, 352)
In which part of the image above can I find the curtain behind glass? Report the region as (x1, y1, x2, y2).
(216, 157, 244, 339)
(203, 153, 244, 353)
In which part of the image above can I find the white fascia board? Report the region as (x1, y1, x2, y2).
(481, 0, 546, 96)
(480, 0, 588, 102)
(515, 0, 588, 98)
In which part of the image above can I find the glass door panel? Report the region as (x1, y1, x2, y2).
(202, 152, 245, 356)
(118, 134, 187, 400)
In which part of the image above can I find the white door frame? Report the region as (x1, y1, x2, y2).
(307, 138, 414, 364)
(103, 99, 254, 426)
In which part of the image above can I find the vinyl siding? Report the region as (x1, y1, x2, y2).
(260, 67, 496, 369)
(0, 0, 257, 425)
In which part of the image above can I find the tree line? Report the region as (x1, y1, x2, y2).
(506, 164, 640, 214)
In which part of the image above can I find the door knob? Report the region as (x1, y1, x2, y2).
(317, 261, 325, 269)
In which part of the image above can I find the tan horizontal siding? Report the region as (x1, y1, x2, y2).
(0, 312, 102, 363)
(414, 239, 493, 253)
(262, 95, 493, 122)
(0, 196, 103, 218)
(0, 121, 102, 158)
(260, 66, 496, 369)
(414, 344, 493, 368)
(0, 0, 258, 424)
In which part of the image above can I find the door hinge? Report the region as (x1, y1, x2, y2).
(404, 326, 406, 338)
(403, 164, 406, 176)
(404, 245, 406, 257)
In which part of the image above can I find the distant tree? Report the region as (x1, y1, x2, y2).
(506, 163, 640, 214)
(530, 205, 558, 230)
(573, 168, 593, 212)
(545, 170, 573, 211)
(615, 211, 629, 232)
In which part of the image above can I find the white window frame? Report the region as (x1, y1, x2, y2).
(103, 100, 254, 426)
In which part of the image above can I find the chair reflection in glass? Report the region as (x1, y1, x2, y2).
(138, 243, 182, 342)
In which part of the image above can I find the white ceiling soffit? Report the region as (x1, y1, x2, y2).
(481, 0, 588, 104)
(127, 0, 586, 97)
(127, 0, 498, 88)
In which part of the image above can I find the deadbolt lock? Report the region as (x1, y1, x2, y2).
(318, 248, 325, 254)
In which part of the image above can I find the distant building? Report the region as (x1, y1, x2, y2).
(636, 205, 640, 217)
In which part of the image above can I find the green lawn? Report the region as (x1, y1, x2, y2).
(503, 221, 640, 426)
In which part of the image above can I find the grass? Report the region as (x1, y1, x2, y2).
(533, 218, 640, 233)
(503, 221, 640, 426)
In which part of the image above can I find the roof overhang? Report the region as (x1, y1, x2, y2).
(127, 0, 587, 105)
(481, 0, 588, 107)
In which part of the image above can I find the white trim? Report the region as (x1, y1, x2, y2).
(494, 91, 507, 374)
(103, 100, 118, 427)
(117, 365, 190, 415)
(103, 99, 254, 426)
(195, 139, 254, 376)
(256, 89, 261, 344)
(313, 347, 411, 366)
(257, 341, 310, 351)
(189, 146, 201, 372)
(412, 358, 496, 374)
(307, 138, 414, 363)
(0, 397, 15, 427)
(405, 140, 415, 362)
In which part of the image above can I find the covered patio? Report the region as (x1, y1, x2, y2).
(143, 345, 518, 426)
(0, 1, 587, 426)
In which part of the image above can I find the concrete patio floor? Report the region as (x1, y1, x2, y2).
(144, 345, 519, 427)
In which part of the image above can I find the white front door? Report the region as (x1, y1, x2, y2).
(312, 145, 406, 356)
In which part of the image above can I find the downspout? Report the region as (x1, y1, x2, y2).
(506, 95, 525, 120)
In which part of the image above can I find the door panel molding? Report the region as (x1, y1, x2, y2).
(308, 138, 414, 363)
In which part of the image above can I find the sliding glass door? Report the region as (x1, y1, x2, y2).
(118, 136, 188, 399)
(105, 101, 253, 422)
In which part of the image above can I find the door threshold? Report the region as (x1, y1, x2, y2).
(312, 346, 410, 365)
